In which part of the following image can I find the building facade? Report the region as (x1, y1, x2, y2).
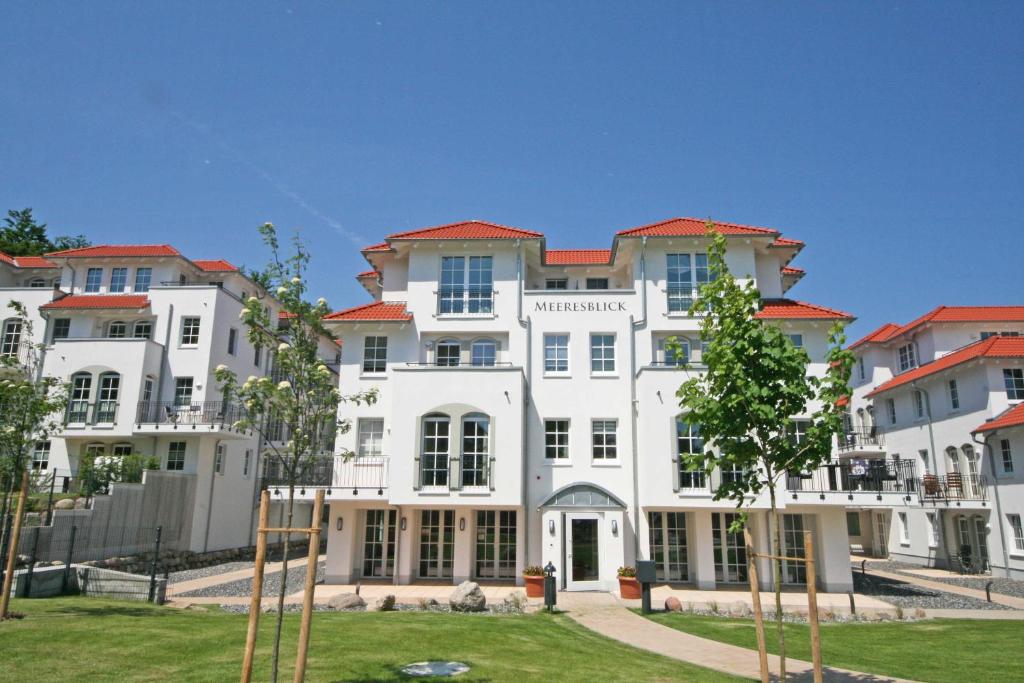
(295, 218, 889, 593)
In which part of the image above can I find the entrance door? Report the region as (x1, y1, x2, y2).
(712, 512, 747, 584)
(873, 512, 890, 558)
(418, 510, 454, 578)
(566, 513, 601, 590)
(957, 515, 990, 570)
(474, 510, 517, 579)
(361, 509, 397, 578)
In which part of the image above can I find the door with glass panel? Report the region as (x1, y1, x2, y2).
(648, 511, 689, 582)
(461, 415, 489, 489)
(781, 514, 809, 585)
(872, 512, 890, 558)
(420, 415, 450, 488)
(712, 512, 747, 584)
(68, 374, 92, 423)
(566, 513, 601, 590)
(474, 510, 517, 579)
(418, 510, 454, 578)
(361, 509, 397, 578)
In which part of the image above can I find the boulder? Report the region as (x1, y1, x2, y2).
(502, 592, 527, 611)
(664, 596, 683, 612)
(449, 580, 487, 612)
(53, 498, 75, 510)
(328, 593, 366, 610)
(73, 498, 88, 509)
(730, 601, 750, 617)
(371, 595, 396, 612)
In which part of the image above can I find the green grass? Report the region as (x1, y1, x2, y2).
(642, 610, 1023, 683)
(1, 598, 741, 682)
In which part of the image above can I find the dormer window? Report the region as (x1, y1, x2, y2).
(110, 268, 128, 292)
(439, 256, 493, 315)
(545, 279, 568, 290)
(85, 268, 103, 293)
(897, 343, 917, 373)
(585, 278, 609, 290)
(28, 278, 47, 288)
(134, 268, 152, 293)
(667, 253, 709, 312)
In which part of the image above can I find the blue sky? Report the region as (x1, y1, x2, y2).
(2, 1, 1021, 340)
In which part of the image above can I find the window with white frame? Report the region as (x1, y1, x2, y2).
(590, 334, 615, 373)
(107, 321, 127, 338)
(591, 420, 617, 460)
(166, 442, 186, 471)
(898, 512, 909, 544)
(254, 345, 262, 368)
(982, 331, 1022, 339)
(28, 277, 47, 288)
(585, 278, 609, 290)
(227, 328, 238, 355)
(68, 373, 92, 422)
(544, 419, 569, 459)
(787, 334, 804, 348)
(362, 335, 387, 373)
(31, 441, 50, 470)
(1009, 514, 1024, 553)
(143, 377, 154, 404)
(439, 256, 493, 314)
(948, 379, 960, 410)
(133, 320, 152, 339)
(111, 443, 133, 457)
(1001, 439, 1014, 474)
(180, 316, 201, 346)
(52, 318, 70, 341)
(897, 343, 917, 372)
(545, 278, 567, 290)
(1, 319, 22, 358)
(85, 267, 103, 292)
(919, 449, 930, 475)
(243, 449, 252, 478)
(913, 390, 924, 418)
(887, 398, 896, 425)
(666, 253, 709, 312)
(134, 267, 152, 293)
(661, 336, 689, 366)
(420, 415, 450, 487)
(857, 357, 865, 381)
(110, 267, 128, 292)
(357, 418, 385, 456)
(461, 414, 490, 487)
(1004, 368, 1024, 400)
(436, 339, 461, 367)
(544, 334, 569, 374)
(676, 419, 706, 489)
(471, 339, 497, 367)
(214, 443, 225, 475)
(174, 377, 194, 406)
(96, 372, 120, 422)
(926, 512, 938, 547)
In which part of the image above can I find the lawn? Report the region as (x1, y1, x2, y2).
(1, 598, 741, 682)
(642, 610, 1022, 683)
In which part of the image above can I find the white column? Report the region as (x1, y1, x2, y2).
(453, 509, 473, 584)
(541, 510, 562, 587)
(815, 508, 855, 592)
(692, 509, 716, 589)
(325, 503, 357, 584)
(395, 508, 416, 585)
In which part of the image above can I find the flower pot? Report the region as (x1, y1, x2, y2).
(524, 575, 545, 598)
(618, 576, 641, 599)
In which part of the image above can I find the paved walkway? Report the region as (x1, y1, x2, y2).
(559, 592, 919, 683)
(632, 584, 893, 616)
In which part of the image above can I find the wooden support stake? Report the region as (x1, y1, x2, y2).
(804, 531, 823, 683)
(0, 470, 30, 619)
(293, 489, 325, 683)
(744, 528, 770, 683)
(241, 490, 270, 683)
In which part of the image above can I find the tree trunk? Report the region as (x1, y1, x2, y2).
(768, 484, 786, 680)
(269, 484, 295, 683)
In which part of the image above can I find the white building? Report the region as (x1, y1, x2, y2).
(844, 307, 1024, 578)
(298, 218, 883, 594)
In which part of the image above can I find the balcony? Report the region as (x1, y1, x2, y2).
(837, 429, 886, 455)
(919, 473, 987, 506)
(134, 401, 249, 438)
(413, 454, 495, 493)
(786, 459, 917, 505)
(261, 455, 389, 499)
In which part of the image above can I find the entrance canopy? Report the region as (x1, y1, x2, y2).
(540, 483, 626, 510)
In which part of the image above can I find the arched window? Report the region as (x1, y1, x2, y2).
(471, 339, 497, 367)
(28, 278, 47, 288)
(68, 373, 92, 423)
(96, 372, 121, 423)
(461, 414, 490, 487)
(962, 444, 981, 497)
(420, 414, 450, 487)
(1, 318, 23, 358)
(133, 320, 152, 339)
(662, 337, 689, 366)
(112, 443, 133, 457)
(107, 321, 127, 338)
(676, 418, 706, 489)
(947, 446, 960, 473)
(436, 339, 460, 367)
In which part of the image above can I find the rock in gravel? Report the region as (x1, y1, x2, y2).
(665, 597, 682, 612)
(730, 601, 750, 617)
(328, 593, 366, 610)
(449, 581, 487, 612)
(370, 595, 396, 612)
(54, 498, 75, 510)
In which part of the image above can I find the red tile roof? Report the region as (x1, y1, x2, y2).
(974, 402, 1024, 434)
(849, 322, 902, 349)
(893, 306, 1024, 340)
(356, 270, 380, 278)
(192, 259, 238, 272)
(324, 300, 412, 322)
(770, 237, 804, 248)
(0, 251, 58, 269)
(46, 244, 181, 258)
(755, 299, 854, 320)
(867, 336, 1024, 397)
(41, 294, 151, 310)
(617, 217, 779, 238)
(781, 266, 804, 275)
(362, 242, 391, 252)
(545, 249, 612, 265)
(387, 220, 542, 241)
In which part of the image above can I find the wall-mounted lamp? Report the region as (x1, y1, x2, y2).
(400, 517, 407, 531)
(548, 519, 555, 536)
(611, 519, 619, 536)
(459, 517, 466, 531)
(336, 517, 343, 531)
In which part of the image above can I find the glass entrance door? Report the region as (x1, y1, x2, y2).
(873, 512, 890, 558)
(361, 509, 397, 578)
(418, 510, 454, 578)
(566, 514, 600, 590)
(474, 510, 517, 579)
(712, 512, 747, 584)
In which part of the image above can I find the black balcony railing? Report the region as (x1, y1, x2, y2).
(413, 454, 495, 492)
(403, 361, 515, 368)
(65, 400, 119, 425)
(786, 458, 916, 497)
(135, 401, 243, 426)
(260, 455, 389, 494)
(837, 429, 886, 452)
(919, 473, 987, 502)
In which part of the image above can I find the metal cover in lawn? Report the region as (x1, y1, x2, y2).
(401, 661, 470, 677)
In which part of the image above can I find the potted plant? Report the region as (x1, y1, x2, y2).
(523, 565, 545, 598)
(617, 566, 641, 599)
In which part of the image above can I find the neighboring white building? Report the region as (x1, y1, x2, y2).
(843, 307, 1024, 578)
(297, 218, 886, 594)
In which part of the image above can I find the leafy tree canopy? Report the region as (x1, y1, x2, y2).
(1, 208, 91, 257)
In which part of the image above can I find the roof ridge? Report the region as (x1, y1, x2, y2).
(386, 220, 543, 240)
(617, 216, 780, 237)
(45, 243, 181, 256)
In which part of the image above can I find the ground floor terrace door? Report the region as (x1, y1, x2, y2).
(566, 513, 601, 591)
(361, 509, 397, 579)
(954, 513, 989, 570)
(872, 511, 889, 558)
(418, 509, 454, 579)
(474, 510, 517, 580)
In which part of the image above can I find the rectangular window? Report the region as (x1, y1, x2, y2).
(1001, 439, 1014, 474)
(585, 278, 609, 290)
(667, 252, 709, 312)
(858, 357, 865, 381)
(109, 267, 128, 292)
(439, 256, 493, 314)
(545, 278, 567, 290)
(180, 316, 201, 346)
(898, 512, 909, 544)
(227, 328, 238, 355)
(544, 419, 569, 460)
(357, 419, 385, 456)
(420, 417, 450, 487)
(174, 377, 194, 406)
(897, 343, 917, 373)
(133, 267, 152, 293)
(362, 336, 387, 373)
(919, 449, 930, 475)
(214, 443, 225, 475)
(166, 442, 186, 471)
(927, 512, 939, 548)
(1004, 368, 1024, 400)
(983, 331, 1022, 339)
(913, 390, 924, 418)
(242, 449, 252, 478)
(845, 511, 861, 536)
(590, 334, 615, 373)
(31, 441, 50, 471)
(133, 321, 152, 339)
(787, 334, 804, 348)
(948, 379, 960, 410)
(591, 420, 617, 460)
(1009, 514, 1024, 553)
(544, 334, 569, 374)
(84, 267, 103, 292)
(676, 420, 706, 489)
(661, 336, 689, 366)
(1, 319, 22, 358)
(52, 318, 71, 341)
(254, 345, 262, 368)
(887, 398, 897, 424)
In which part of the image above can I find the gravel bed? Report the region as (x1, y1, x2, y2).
(218, 602, 526, 616)
(852, 571, 1010, 610)
(168, 562, 254, 583)
(177, 560, 325, 598)
(857, 560, 1024, 600)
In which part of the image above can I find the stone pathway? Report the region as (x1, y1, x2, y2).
(559, 592, 919, 683)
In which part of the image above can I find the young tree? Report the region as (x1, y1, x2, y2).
(674, 225, 852, 679)
(215, 223, 375, 682)
(0, 208, 90, 256)
(0, 301, 69, 618)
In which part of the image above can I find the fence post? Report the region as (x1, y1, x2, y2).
(45, 472, 57, 526)
(23, 526, 40, 597)
(62, 525, 77, 594)
(148, 526, 162, 603)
